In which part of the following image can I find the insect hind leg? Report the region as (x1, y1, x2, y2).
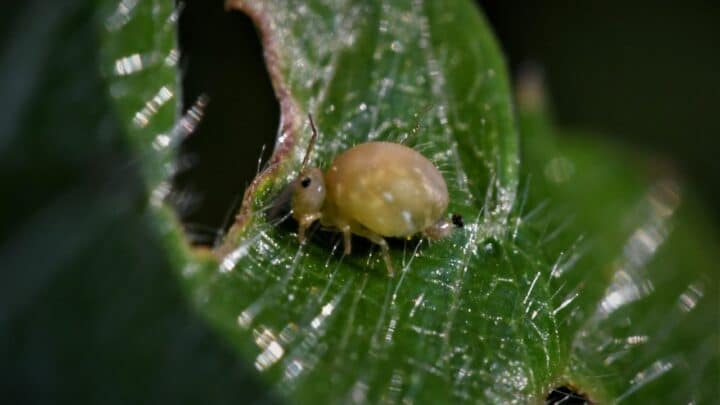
(350, 225, 394, 276)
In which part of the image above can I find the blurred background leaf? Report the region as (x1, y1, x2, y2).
(0, 1, 274, 403)
(516, 71, 719, 402)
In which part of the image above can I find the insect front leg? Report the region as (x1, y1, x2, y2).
(339, 224, 352, 255)
(297, 213, 322, 244)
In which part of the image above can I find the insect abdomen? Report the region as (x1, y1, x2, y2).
(325, 142, 448, 237)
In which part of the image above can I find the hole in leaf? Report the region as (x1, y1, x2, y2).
(545, 385, 591, 404)
(172, 1, 279, 247)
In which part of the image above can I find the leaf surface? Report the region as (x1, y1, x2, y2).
(99, 0, 719, 403)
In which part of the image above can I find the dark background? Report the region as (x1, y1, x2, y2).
(2, 0, 718, 402)
(482, 1, 719, 209)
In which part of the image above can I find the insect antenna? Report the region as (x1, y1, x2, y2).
(403, 104, 434, 145)
(302, 113, 319, 170)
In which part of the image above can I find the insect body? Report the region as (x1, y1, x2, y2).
(292, 115, 456, 275)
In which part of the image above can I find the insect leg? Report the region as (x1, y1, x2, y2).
(297, 213, 322, 243)
(339, 224, 352, 255)
(351, 227, 394, 276)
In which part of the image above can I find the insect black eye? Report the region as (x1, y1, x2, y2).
(451, 214, 464, 228)
(301, 177, 311, 188)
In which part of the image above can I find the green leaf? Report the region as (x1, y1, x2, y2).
(2, 2, 272, 402)
(516, 74, 720, 402)
(205, 1, 530, 402)
(98, 0, 719, 403)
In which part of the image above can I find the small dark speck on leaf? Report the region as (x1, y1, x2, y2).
(546, 385, 591, 405)
(451, 213, 464, 228)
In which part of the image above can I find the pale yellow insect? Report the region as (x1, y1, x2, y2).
(292, 114, 460, 275)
